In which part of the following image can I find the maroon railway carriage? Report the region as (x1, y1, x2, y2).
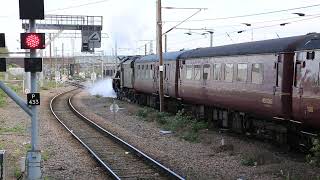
(293, 37, 320, 130)
(177, 33, 320, 145)
(130, 51, 186, 107)
(178, 34, 320, 130)
(114, 33, 320, 146)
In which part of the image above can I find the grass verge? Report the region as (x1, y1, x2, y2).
(136, 108, 208, 142)
(0, 83, 22, 107)
(41, 80, 63, 90)
(0, 125, 25, 134)
(42, 150, 50, 161)
(0, 90, 6, 107)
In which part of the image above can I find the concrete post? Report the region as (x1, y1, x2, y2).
(157, 0, 164, 112)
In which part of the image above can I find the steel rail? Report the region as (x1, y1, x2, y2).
(50, 89, 121, 179)
(68, 93, 185, 180)
(50, 88, 185, 180)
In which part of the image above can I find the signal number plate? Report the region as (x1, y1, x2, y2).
(27, 93, 40, 106)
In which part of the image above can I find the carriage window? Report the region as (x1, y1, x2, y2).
(307, 51, 315, 60)
(296, 52, 304, 61)
(142, 65, 145, 79)
(203, 64, 210, 80)
(164, 64, 166, 79)
(252, 63, 263, 84)
(167, 64, 170, 80)
(213, 63, 221, 80)
(277, 60, 283, 87)
(225, 63, 234, 82)
(237, 64, 248, 82)
(145, 65, 148, 79)
(318, 63, 320, 86)
(186, 65, 193, 80)
(150, 65, 153, 79)
(294, 61, 302, 87)
(146, 65, 149, 79)
(194, 65, 201, 80)
(136, 65, 139, 78)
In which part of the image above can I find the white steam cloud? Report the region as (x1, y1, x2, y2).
(87, 79, 116, 98)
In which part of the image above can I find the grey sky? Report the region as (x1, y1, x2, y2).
(1, 0, 320, 56)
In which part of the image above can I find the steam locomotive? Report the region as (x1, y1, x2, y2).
(113, 33, 320, 149)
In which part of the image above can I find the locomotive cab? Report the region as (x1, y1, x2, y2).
(112, 70, 121, 93)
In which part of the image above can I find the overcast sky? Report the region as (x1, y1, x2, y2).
(1, 0, 320, 56)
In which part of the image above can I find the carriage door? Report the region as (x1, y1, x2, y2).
(293, 52, 306, 120)
(275, 53, 294, 118)
(153, 63, 159, 93)
(294, 51, 318, 121)
(164, 64, 170, 95)
(274, 56, 283, 116)
(120, 64, 125, 88)
(178, 60, 185, 97)
(202, 64, 210, 99)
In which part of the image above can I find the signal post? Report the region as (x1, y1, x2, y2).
(19, 0, 45, 179)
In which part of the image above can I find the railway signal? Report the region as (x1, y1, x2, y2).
(0, 33, 5, 47)
(0, 58, 6, 72)
(20, 33, 45, 49)
(0, 34, 6, 72)
(19, 0, 44, 20)
(24, 58, 42, 72)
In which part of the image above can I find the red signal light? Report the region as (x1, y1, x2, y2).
(20, 33, 45, 49)
(25, 34, 40, 48)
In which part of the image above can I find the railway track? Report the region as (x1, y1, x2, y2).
(50, 88, 184, 180)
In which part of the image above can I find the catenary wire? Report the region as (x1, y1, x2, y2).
(47, 0, 110, 12)
(167, 15, 320, 46)
(165, 3, 320, 22)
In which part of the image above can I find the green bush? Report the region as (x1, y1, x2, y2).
(137, 108, 151, 119)
(136, 108, 209, 143)
(14, 166, 22, 179)
(155, 112, 170, 125)
(191, 121, 208, 132)
(163, 110, 191, 131)
(95, 95, 102, 98)
(181, 131, 198, 142)
(241, 155, 256, 166)
(160, 110, 208, 142)
(307, 137, 320, 167)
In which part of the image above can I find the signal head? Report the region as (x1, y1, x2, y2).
(20, 33, 45, 49)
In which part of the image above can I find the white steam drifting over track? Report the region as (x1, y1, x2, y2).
(87, 79, 116, 98)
